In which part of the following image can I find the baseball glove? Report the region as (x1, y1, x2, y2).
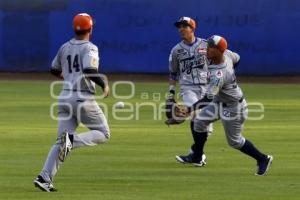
(165, 98, 189, 126)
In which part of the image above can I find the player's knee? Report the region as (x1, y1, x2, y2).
(103, 128, 110, 141)
(227, 137, 245, 149)
(92, 131, 109, 145)
(96, 127, 110, 144)
(103, 124, 110, 139)
(193, 119, 210, 133)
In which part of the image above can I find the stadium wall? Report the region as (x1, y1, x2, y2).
(0, 0, 299, 75)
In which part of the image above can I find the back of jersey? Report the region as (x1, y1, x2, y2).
(51, 38, 99, 94)
(218, 50, 243, 102)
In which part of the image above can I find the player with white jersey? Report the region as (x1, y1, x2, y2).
(184, 35, 273, 175)
(33, 13, 110, 192)
(167, 17, 212, 166)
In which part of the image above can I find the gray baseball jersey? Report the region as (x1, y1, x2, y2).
(206, 50, 242, 103)
(39, 38, 110, 183)
(169, 38, 213, 133)
(194, 50, 247, 149)
(51, 38, 99, 94)
(169, 38, 209, 91)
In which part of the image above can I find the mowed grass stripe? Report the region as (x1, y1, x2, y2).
(0, 81, 299, 200)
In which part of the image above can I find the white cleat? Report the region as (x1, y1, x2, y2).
(58, 132, 72, 162)
(34, 175, 57, 192)
(175, 153, 207, 167)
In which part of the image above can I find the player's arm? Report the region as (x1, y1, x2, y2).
(50, 48, 63, 79)
(169, 73, 178, 96)
(83, 68, 109, 98)
(188, 71, 224, 112)
(50, 68, 63, 79)
(82, 46, 109, 97)
(225, 49, 240, 69)
(168, 48, 179, 99)
(83, 68, 106, 88)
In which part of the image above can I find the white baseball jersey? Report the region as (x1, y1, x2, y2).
(51, 38, 99, 94)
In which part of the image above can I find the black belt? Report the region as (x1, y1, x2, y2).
(222, 97, 244, 107)
(182, 83, 207, 86)
(63, 89, 95, 95)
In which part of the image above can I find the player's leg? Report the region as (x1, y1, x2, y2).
(194, 89, 214, 135)
(221, 101, 272, 175)
(182, 90, 213, 156)
(182, 90, 199, 107)
(72, 99, 110, 148)
(207, 123, 213, 135)
(176, 102, 219, 166)
(36, 103, 78, 191)
(182, 90, 200, 152)
(192, 103, 219, 164)
(182, 89, 200, 149)
(176, 90, 206, 164)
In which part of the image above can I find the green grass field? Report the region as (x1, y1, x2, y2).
(0, 80, 300, 200)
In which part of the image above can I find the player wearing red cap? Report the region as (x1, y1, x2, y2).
(73, 13, 93, 33)
(180, 35, 273, 175)
(33, 13, 110, 192)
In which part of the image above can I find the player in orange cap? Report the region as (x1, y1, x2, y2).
(34, 13, 110, 192)
(184, 35, 273, 175)
(73, 13, 94, 34)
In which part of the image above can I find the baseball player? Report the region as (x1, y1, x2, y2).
(33, 13, 110, 192)
(167, 16, 212, 166)
(183, 35, 273, 175)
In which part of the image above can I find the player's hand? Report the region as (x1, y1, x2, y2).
(103, 85, 110, 98)
(167, 92, 175, 100)
(175, 105, 189, 118)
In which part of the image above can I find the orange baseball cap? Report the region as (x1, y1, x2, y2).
(207, 35, 228, 52)
(73, 13, 93, 31)
(174, 16, 196, 30)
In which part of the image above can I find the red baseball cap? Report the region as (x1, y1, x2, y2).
(207, 35, 228, 52)
(73, 13, 93, 31)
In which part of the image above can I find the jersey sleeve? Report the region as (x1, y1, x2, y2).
(51, 47, 63, 71)
(82, 44, 100, 70)
(225, 50, 240, 65)
(168, 47, 179, 80)
(206, 70, 225, 99)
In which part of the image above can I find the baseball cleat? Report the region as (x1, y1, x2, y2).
(58, 131, 72, 162)
(255, 155, 273, 176)
(34, 175, 57, 192)
(175, 153, 206, 167)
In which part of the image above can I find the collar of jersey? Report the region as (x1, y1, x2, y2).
(181, 38, 199, 48)
(69, 38, 89, 45)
